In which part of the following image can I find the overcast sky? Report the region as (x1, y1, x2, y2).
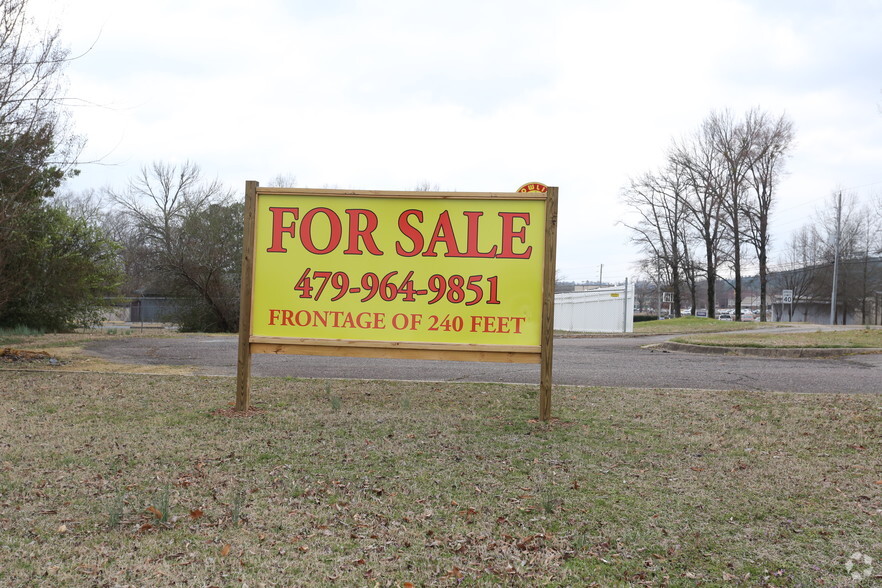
(31, 0, 882, 284)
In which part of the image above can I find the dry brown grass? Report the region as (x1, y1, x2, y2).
(0, 329, 199, 375)
(0, 367, 879, 586)
(674, 327, 882, 350)
(634, 317, 778, 336)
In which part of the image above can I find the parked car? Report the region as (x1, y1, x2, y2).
(741, 310, 755, 321)
(696, 309, 708, 317)
(718, 311, 733, 321)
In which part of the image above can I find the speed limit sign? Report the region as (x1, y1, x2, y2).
(782, 289, 793, 304)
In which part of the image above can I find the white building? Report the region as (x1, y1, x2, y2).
(554, 286, 635, 333)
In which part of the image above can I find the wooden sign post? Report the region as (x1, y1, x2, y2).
(236, 184, 557, 420)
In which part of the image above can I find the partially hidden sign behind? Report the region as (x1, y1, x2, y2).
(249, 188, 548, 353)
(517, 182, 548, 194)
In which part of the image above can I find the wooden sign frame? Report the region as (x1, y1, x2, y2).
(236, 182, 558, 420)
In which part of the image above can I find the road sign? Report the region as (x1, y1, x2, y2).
(782, 289, 793, 304)
(662, 291, 673, 303)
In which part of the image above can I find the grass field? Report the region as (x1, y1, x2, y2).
(633, 317, 777, 336)
(1, 356, 880, 585)
(673, 328, 882, 350)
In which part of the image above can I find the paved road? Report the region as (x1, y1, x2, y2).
(85, 332, 882, 394)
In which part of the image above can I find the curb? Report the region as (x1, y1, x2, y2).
(648, 341, 882, 358)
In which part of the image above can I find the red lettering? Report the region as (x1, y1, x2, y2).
(344, 209, 383, 255)
(470, 315, 526, 334)
(281, 309, 295, 326)
(462, 211, 498, 258)
(512, 317, 525, 333)
(398, 210, 532, 259)
(498, 212, 532, 259)
(267, 207, 299, 252)
(422, 211, 462, 257)
(395, 209, 424, 256)
(295, 310, 311, 326)
(482, 316, 497, 332)
(299, 208, 342, 254)
(470, 315, 482, 332)
(355, 312, 386, 329)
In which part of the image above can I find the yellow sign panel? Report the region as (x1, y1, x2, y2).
(250, 190, 546, 347)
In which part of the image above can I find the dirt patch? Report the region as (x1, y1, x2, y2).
(0, 347, 60, 365)
(210, 405, 267, 418)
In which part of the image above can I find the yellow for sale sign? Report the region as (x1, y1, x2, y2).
(249, 189, 547, 349)
(236, 183, 559, 418)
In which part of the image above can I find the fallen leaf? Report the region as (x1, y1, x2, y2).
(220, 544, 231, 557)
(189, 509, 204, 520)
(690, 467, 704, 472)
(146, 506, 163, 519)
(57, 524, 67, 534)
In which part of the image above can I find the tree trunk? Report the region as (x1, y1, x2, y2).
(758, 245, 767, 322)
(733, 216, 742, 321)
(705, 242, 716, 318)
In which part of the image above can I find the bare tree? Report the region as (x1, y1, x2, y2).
(741, 110, 795, 321)
(707, 109, 766, 321)
(108, 161, 241, 331)
(680, 231, 702, 314)
(0, 0, 81, 190)
(671, 124, 729, 318)
(267, 173, 297, 188)
(873, 192, 882, 255)
(620, 163, 691, 317)
(812, 193, 876, 324)
(414, 180, 440, 192)
(622, 108, 794, 320)
(774, 226, 823, 320)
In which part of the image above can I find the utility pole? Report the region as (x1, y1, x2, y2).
(829, 191, 842, 325)
(599, 264, 603, 286)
